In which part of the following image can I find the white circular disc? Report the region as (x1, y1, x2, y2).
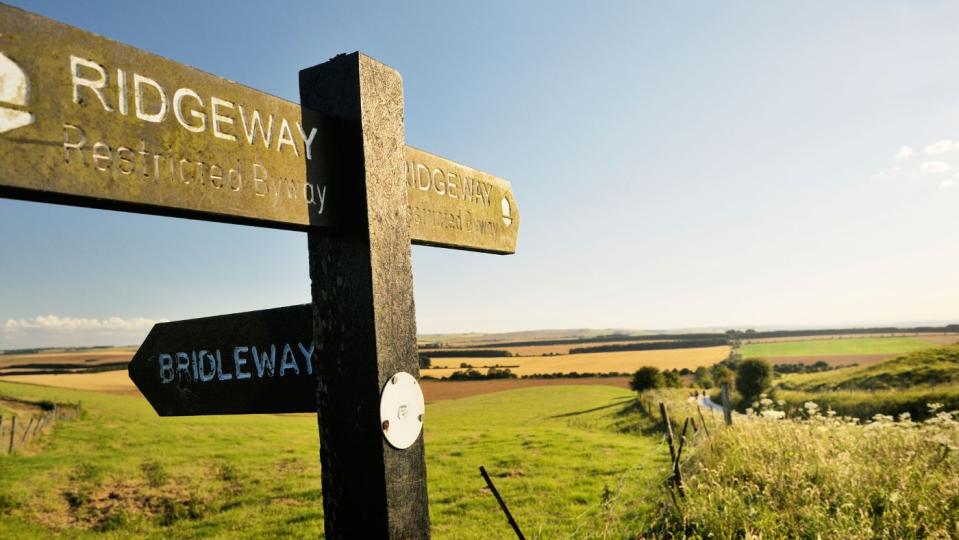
(379, 371, 425, 449)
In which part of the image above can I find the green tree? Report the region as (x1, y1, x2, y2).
(713, 364, 735, 387)
(736, 358, 772, 402)
(630, 366, 664, 393)
(418, 354, 431, 369)
(694, 366, 714, 388)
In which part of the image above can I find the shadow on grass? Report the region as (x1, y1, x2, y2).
(611, 399, 665, 436)
(548, 396, 634, 419)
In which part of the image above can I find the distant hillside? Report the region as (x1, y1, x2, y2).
(779, 346, 959, 392)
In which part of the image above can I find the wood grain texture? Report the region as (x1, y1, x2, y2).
(301, 53, 429, 539)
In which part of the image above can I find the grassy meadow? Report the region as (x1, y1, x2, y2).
(771, 347, 959, 420)
(654, 404, 959, 538)
(3, 339, 959, 537)
(0, 381, 670, 538)
(740, 336, 933, 358)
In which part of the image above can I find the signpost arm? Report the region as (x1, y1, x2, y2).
(300, 53, 429, 539)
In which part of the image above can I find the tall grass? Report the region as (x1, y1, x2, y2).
(773, 347, 959, 420)
(777, 384, 959, 422)
(652, 404, 959, 538)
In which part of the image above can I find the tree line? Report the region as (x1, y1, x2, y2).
(569, 338, 729, 355)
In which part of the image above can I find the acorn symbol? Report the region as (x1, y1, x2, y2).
(0, 52, 34, 134)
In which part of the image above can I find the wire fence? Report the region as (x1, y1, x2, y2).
(0, 400, 81, 455)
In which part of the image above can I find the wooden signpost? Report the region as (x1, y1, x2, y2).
(0, 4, 519, 253)
(129, 304, 315, 416)
(0, 3, 521, 538)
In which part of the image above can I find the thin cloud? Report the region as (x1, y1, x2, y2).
(894, 145, 915, 160)
(920, 161, 951, 174)
(3, 315, 164, 335)
(925, 139, 955, 155)
(941, 179, 956, 189)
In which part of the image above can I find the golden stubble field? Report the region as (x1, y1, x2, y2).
(425, 340, 678, 357)
(424, 345, 730, 377)
(0, 348, 136, 372)
(1, 371, 138, 395)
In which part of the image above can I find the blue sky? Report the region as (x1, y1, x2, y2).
(2, 1, 959, 348)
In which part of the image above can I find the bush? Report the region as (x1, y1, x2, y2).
(694, 366, 714, 388)
(712, 364, 734, 386)
(662, 370, 683, 388)
(736, 358, 772, 402)
(630, 367, 664, 392)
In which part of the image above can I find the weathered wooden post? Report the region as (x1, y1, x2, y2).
(20, 415, 35, 444)
(0, 6, 520, 538)
(659, 402, 677, 466)
(300, 53, 429, 538)
(7, 416, 15, 454)
(696, 405, 711, 438)
(480, 466, 526, 540)
(720, 384, 733, 426)
(673, 418, 689, 497)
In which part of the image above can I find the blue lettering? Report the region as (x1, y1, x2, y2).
(279, 343, 299, 377)
(234, 346, 251, 380)
(252, 344, 276, 378)
(158, 353, 174, 383)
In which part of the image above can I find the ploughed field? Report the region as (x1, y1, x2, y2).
(0, 381, 668, 538)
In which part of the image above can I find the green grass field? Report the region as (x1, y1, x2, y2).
(773, 347, 959, 420)
(0, 382, 669, 538)
(741, 337, 933, 358)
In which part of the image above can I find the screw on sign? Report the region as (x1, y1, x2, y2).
(0, 4, 519, 538)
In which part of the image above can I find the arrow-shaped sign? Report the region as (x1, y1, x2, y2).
(0, 4, 519, 254)
(129, 304, 316, 416)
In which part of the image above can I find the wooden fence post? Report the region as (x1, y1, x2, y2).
(8, 416, 15, 454)
(658, 402, 677, 466)
(720, 384, 733, 426)
(672, 418, 689, 497)
(20, 415, 35, 444)
(479, 466, 526, 540)
(696, 405, 711, 438)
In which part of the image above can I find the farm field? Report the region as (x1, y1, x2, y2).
(417, 329, 621, 348)
(423, 340, 674, 358)
(740, 336, 933, 359)
(919, 334, 959, 346)
(0, 348, 136, 375)
(764, 354, 892, 367)
(423, 345, 730, 377)
(0, 381, 668, 538)
(2, 371, 140, 396)
(0, 371, 630, 403)
(771, 347, 959, 420)
(741, 332, 959, 344)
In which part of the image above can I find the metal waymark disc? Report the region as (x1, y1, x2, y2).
(379, 372, 425, 449)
